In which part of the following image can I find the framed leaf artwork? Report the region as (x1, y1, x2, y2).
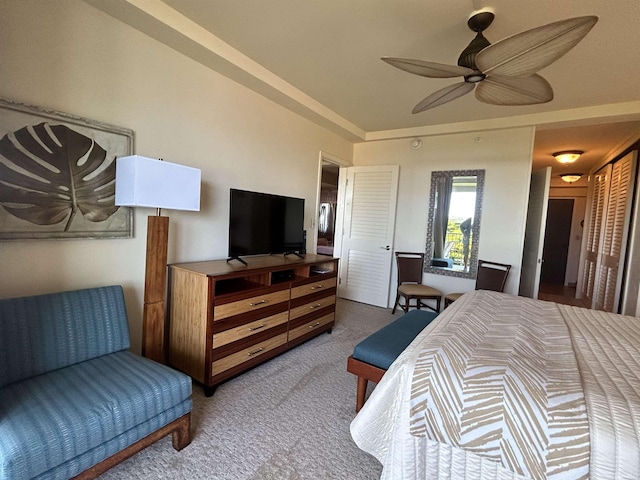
(0, 98, 134, 240)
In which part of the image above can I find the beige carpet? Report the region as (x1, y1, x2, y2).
(100, 299, 398, 479)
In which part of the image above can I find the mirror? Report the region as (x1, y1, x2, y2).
(425, 169, 484, 279)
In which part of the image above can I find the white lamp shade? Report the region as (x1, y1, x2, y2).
(115, 155, 201, 211)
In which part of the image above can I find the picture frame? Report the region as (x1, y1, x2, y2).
(0, 98, 134, 240)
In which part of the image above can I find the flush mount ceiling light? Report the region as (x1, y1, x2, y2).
(560, 173, 583, 183)
(553, 150, 583, 164)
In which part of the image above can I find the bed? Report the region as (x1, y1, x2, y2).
(350, 290, 640, 480)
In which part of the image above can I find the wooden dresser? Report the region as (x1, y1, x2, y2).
(167, 254, 338, 396)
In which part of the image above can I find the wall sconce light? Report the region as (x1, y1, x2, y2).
(115, 155, 201, 363)
(560, 173, 583, 184)
(553, 150, 583, 164)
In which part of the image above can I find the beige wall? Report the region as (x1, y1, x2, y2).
(0, 0, 353, 351)
(352, 127, 535, 300)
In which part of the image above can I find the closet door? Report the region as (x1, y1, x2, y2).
(580, 164, 611, 307)
(594, 153, 636, 311)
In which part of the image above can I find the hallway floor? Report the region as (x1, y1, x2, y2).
(538, 283, 589, 308)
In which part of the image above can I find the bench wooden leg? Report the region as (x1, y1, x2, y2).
(347, 356, 387, 412)
(356, 376, 368, 412)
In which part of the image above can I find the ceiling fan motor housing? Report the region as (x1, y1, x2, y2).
(458, 33, 491, 71)
(458, 11, 494, 71)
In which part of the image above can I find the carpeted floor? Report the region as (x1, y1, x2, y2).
(100, 298, 398, 479)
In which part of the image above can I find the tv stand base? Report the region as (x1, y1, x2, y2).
(226, 256, 248, 266)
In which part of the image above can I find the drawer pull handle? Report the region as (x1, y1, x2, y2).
(309, 322, 321, 329)
(249, 324, 266, 331)
(249, 300, 268, 306)
(248, 347, 264, 356)
(311, 284, 323, 290)
(309, 303, 322, 309)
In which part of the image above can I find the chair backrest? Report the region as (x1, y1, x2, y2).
(475, 260, 511, 292)
(395, 252, 425, 285)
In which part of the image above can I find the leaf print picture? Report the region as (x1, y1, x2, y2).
(0, 99, 133, 239)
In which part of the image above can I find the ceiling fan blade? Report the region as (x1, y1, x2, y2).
(476, 16, 598, 77)
(412, 82, 475, 113)
(382, 57, 474, 78)
(475, 74, 553, 105)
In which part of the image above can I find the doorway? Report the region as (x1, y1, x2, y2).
(541, 199, 574, 284)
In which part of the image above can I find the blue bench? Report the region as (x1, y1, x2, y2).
(347, 309, 438, 411)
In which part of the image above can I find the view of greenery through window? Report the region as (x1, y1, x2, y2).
(446, 219, 472, 266)
(446, 186, 476, 268)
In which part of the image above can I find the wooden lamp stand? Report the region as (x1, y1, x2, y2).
(142, 214, 169, 363)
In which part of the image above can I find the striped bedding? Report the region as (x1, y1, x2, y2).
(350, 290, 640, 480)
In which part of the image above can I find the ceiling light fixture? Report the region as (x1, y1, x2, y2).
(560, 173, 583, 183)
(553, 150, 583, 164)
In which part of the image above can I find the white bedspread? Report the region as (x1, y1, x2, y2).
(350, 291, 640, 480)
(560, 304, 640, 478)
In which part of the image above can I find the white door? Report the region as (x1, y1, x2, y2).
(621, 152, 640, 316)
(338, 166, 399, 307)
(519, 167, 551, 298)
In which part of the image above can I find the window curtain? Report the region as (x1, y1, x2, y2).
(433, 177, 452, 258)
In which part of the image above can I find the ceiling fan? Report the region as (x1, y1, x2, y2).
(382, 10, 598, 114)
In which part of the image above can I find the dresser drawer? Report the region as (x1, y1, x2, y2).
(214, 289, 290, 321)
(288, 313, 334, 342)
(211, 332, 287, 377)
(291, 277, 337, 300)
(213, 311, 289, 348)
(289, 295, 336, 321)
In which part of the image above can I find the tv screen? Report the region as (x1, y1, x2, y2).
(229, 189, 305, 258)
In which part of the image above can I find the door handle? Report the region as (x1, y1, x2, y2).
(380, 246, 390, 250)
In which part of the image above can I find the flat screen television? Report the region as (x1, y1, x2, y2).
(228, 188, 305, 260)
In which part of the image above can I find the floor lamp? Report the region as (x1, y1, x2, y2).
(115, 155, 201, 363)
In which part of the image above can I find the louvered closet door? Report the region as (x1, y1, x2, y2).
(580, 165, 611, 306)
(595, 153, 635, 311)
(338, 166, 399, 307)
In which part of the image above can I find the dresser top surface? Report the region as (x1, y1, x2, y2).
(170, 254, 337, 278)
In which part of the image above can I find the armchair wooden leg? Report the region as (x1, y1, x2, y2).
(171, 414, 192, 451)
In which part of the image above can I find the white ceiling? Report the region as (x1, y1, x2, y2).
(88, 0, 640, 178)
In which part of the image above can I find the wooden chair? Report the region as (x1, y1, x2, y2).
(392, 252, 442, 314)
(444, 259, 511, 308)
